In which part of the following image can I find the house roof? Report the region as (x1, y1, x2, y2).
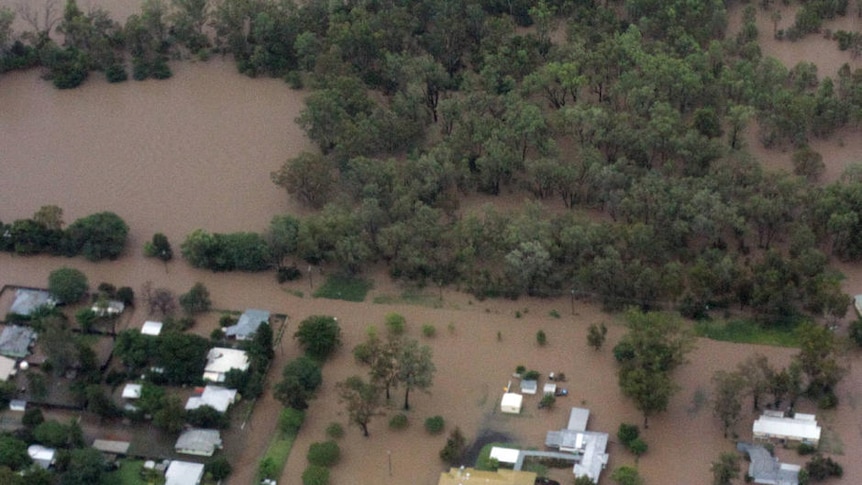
(92, 439, 131, 455)
(737, 442, 800, 485)
(28, 445, 55, 468)
(224, 309, 269, 339)
(567, 407, 590, 432)
(753, 413, 821, 443)
(122, 384, 142, 399)
(0, 325, 36, 358)
(0, 355, 16, 381)
(165, 460, 205, 485)
(203, 348, 249, 382)
(91, 300, 124, 316)
(10, 289, 54, 316)
(141, 321, 163, 336)
(185, 385, 238, 413)
(500, 393, 523, 413)
(520, 379, 538, 394)
(438, 467, 536, 485)
(490, 447, 520, 464)
(175, 429, 222, 456)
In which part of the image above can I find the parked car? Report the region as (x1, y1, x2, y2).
(535, 478, 560, 485)
(555, 388, 568, 397)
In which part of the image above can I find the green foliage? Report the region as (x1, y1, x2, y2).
(422, 324, 436, 338)
(187, 405, 229, 429)
(524, 370, 541, 381)
(48, 267, 88, 304)
(179, 282, 212, 315)
(307, 440, 340, 467)
(439, 427, 467, 466)
(313, 275, 372, 302)
(694, 319, 802, 347)
(181, 229, 271, 272)
(587, 322, 608, 350)
(279, 408, 306, 435)
(536, 329, 547, 346)
(617, 423, 640, 447)
(539, 393, 556, 409)
(805, 454, 843, 480)
(294, 315, 342, 360)
(65, 212, 129, 261)
(548, 309, 560, 318)
(326, 422, 344, 439)
(22, 408, 44, 429)
(798, 443, 817, 456)
(302, 465, 330, 485)
(63, 447, 106, 484)
(206, 456, 233, 481)
(271, 152, 336, 209)
(336, 375, 382, 437)
(424, 415, 445, 434)
(611, 465, 643, 485)
(0, 435, 30, 470)
(144, 232, 172, 261)
(275, 356, 323, 410)
(385, 313, 406, 336)
(105, 63, 127, 82)
(711, 452, 740, 485)
(389, 413, 409, 430)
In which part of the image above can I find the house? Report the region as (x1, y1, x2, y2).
(489, 447, 521, 466)
(224, 309, 269, 340)
(9, 289, 54, 316)
(92, 439, 130, 456)
(203, 347, 249, 383)
(520, 379, 538, 395)
(753, 410, 821, 446)
(438, 467, 536, 485)
(141, 321, 163, 336)
(0, 325, 36, 359)
(28, 444, 56, 469)
(175, 429, 223, 457)
(165, 460, 205, 485)
(500, 393, 523, 414)
(737, 442, 800, 485)
(545, 407, 610, 483)
(91, 300, 124, 317)
(0, 355, 17, 381)
(185, 385, 238, 413)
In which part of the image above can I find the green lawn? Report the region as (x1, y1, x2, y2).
(694, 319, 801, 347)
(313, 274, 372, 302)
(258, 429, 299, 481)
(102, 460, 160, 485)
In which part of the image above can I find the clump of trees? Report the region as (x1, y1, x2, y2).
(294, 315, 341, 361)
(48, 267, 88, 304)
(181, 229, 270, 272)
(113, 329, 210, 385)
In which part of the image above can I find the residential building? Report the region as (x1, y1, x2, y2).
(753, 410, 821, 446)
(175, 429, 223, 457)
(203, 348, 249, 383)
(165, 460, 205, 485)
(438, 467, 536, 485)
(224, 309, 269, 340)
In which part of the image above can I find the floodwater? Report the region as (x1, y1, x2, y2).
(1, 3, 862, 485)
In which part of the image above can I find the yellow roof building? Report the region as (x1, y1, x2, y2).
(438, 467, 536, 485)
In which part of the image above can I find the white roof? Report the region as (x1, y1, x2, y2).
(91, 300, 124, 316)
(490, 447, 520, 464)
(500, 392, 523, 413)
(567, 407, 591, 432)
(122, 383, 142, 399)
(0, 355, 16, 381)
(28, 444, 55, 468)
(543, 383, 557, 395)
(203, 348, 249, 382)
(185, 386, 238, 413)
(141, 321, 163, 336)
(753, 414, 821, 442)
(165, 460, 205, 485)
(175, 429, 223, 456)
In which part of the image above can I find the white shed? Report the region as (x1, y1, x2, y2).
(501, 393, 523, 414)
(141, 321, 163, 336)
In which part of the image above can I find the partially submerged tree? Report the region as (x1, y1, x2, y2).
(179, 282, 212, 315)
(336, 375, 382, 437)
(48, 267, 88, 304)
(398, 339, 435, 410)
(711, 452, 741, 485)
(712, 370, 746, 438)
(295, 315, 342, 361)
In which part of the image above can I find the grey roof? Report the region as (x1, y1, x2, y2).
(165, 460, 205, 485)
(10, 289, 54, 316)
(0, 325, 36, 358)
(92, 439, 131, 455)
(224, 309, 269, 339)
(567, 407, 590, 432)
(737, 442, 800, 485)
(175, 429, 223, 456)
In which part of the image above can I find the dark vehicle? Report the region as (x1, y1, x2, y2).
(535, 478, 561, 485)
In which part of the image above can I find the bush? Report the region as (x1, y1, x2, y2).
(805, 454, 843, 480)
(389, 413, 409, 430)
(279, 408, 306, 435)
(116, 286, 135, 306)
(422, 324, 436, 338)
(294, 315, 342, 360)
(798, 443, 817, 455)
(206, 456, 232, 481)
(66, 212, 129, 261)
(539, 394, 555, 409)
(151, 57, 172, 79)
(439, 427, 467, 465)
(219, 313, 238, 327)
(132, 56, 149, 80)
(302, 465, 329, 485)
(385, 313, 406, 336)
(425, 415, 445, 434)
(277, 265, 302, 283)
(817, 391, 838, 410)
(105, 63, 127, 83)
(179, 282, 212, 315)
(524, 370, 541, 381)
(48, 267, 88, 304)
(326, 422, 344, 439)
(536, 330, 547, 346)
(307, 440, 340, 467)
(617, 423, 640, 447)
(515, 365, 526, 375)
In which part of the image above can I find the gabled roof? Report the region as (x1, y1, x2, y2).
(520, 379, 538, 394)
(203, 348, 249, 382)
(175, 429, 223, 456)
(224, 309, 269, 339)
(185, 386, 238, 413)
(141, 321, 163, 336)
(737, 442, 800, 485)
(165, 460, 205, 485)
(0, 325, 36, 358)
(10, 289, 54, 316)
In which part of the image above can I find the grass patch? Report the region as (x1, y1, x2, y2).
(372, 287, 442, 308)
(694, 319, 801, 347)
(313, 274, 371, 302)
(818, 427, 844, 455)
(259, 429, 298, 481)
(103, 459, 159, 485)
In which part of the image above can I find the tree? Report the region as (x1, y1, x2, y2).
(40, 316, 78, 376)
(142, 282, 176, 316)
(354, 326, 402, 400)
(179, 282, 212, 315)
(144, 232, 172, 262)
(48, 267, 88, 304)
(587, 322, 608, 350)
(712, 370, 746, 438)
(278, 408, 305, 435)
(307, 440, 340, 467)
(206, 456, 232, 481)
(274, 356, 322, 410)
(33, 205, 64, 230)
(75, 307, 97, 334)
(271, 152, 336, 208)
(805, 454, 843, 480)
(737, 354, 774, 411)
(65, 211, 129, 261)
(294, 315, 342, 361)
(398, 339, 435, 410)
(0, 435, 30, 470)
(619, 366, 676, 429)
(153, 395, 185, 433)
(266, 214, 300, 269)
(439, 426, 467, 466)
(611, 465, 643, 485)
(711, 452, 740, 485)
(62, 447, 105, 485)
(795, 322, 846, 399)
(336, 375, 382, 437)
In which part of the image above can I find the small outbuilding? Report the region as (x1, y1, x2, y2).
(28, 444, 56, 469)
(500, 393, 523, 414)
(121, 383, 142, 400)
(91, 300, 124, 317)
(140, 321, 163, 336)
(543, 383, 557, 396)
(165, 460, 205, 485)
(224, 309, 269, 340)
(0, 325, 37, 359)
(438, 467, 536, 485)
(520, 379, 538, 395)
(175, 428, 223, 457)
(0, 355, 17, 381)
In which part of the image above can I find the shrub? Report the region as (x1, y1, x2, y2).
(549, 309, 561, 318)
(797, 443, 817, 455)
(439, 427, 467, 465)
(48, 267, 88, 304)
(307, 441, 340, 467)
(617, 423, 640, 447)
(524, 370, 541, 381)
(219, 313, 238, 327)
(385, 313, 406, 336)
(105, 63, 127, 83)
(179, 282, 212, 315)
(515, 365, 526, 375)
(294, 315, 342, 360)
(326, 422, 344, 439)
(536, 330, 547, 346)
(425, 415, 445, 434)
(206, 456, 232, 481)
(389, 413, 409, 430)
(279, 408, 305, 435)
(151, 57, 172, 79)
(277, 265, 302, 283)
(302, 465, 329, 485)
(539, 394, 555, 409)
(116, 286, 135, 306)
(805, 454, 843, 480)
(422, 324, 436, 338)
